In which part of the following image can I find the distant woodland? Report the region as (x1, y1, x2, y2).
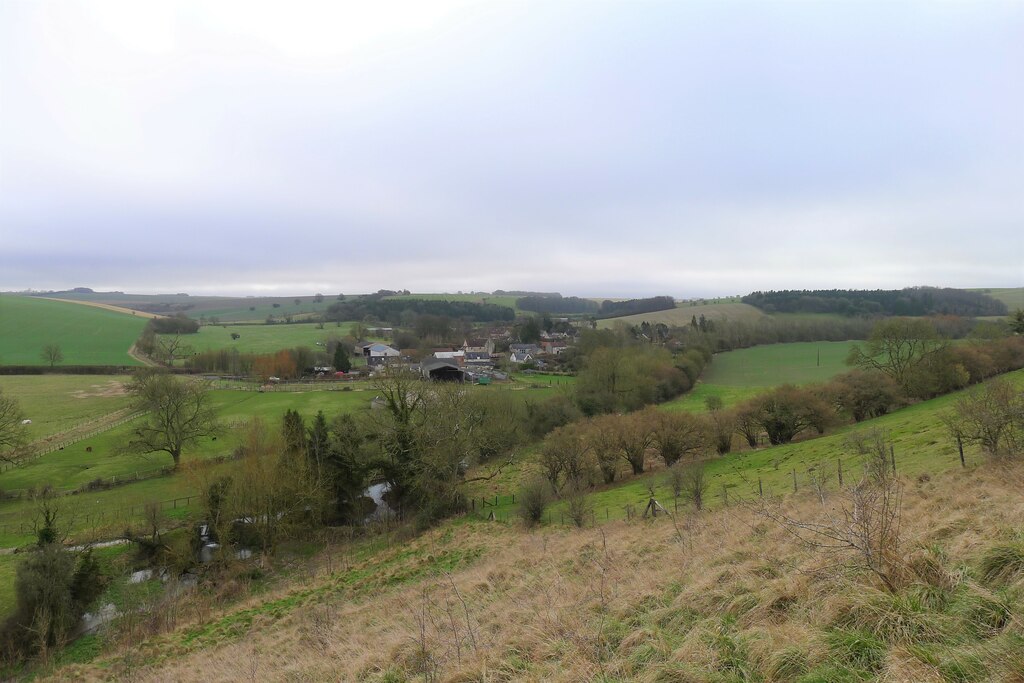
(742, 287, 1007, 317)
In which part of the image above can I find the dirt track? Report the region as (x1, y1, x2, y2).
(39, 297, 165, 319)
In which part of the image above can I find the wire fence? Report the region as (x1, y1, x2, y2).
(0, 493, 201, 538)
(2, 410, 147, 473)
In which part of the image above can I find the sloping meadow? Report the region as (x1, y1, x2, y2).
(47, 456, 1024, 682)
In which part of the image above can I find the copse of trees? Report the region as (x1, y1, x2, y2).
(742, 287, 1007, 317)
(596, 295, 676, 319)
(846, 319, 1024, 400)
(568, 328, 707, 415)
(0, 498, 106, 659)
(516, 294, 599, 314)
(538, 408, 713, 495)
(366, 369, 525, 524)
(147, 313, 201, 335)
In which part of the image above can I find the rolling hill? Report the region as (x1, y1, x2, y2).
(0, 295, 147, 366)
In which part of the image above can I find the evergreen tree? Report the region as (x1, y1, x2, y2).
(333, 343, 351, 372)
(282, 409, 306, 454)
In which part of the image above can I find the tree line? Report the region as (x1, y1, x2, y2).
(742, 287, 1007, 317)
(324, 296, 514, 325)
(515, 294, 599, 314)
(595, 295, 676, 319)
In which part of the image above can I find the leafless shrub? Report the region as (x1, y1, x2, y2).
(565, 483, 593, 528)
(755, 466, 906, 592)
(680, 460, 709, 511)
(518, 476, 551, 528)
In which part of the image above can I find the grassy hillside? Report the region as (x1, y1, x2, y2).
(597, 302, 766, 328)
(0, 296, 147, 366)
(57, 291, 526, 322)
(49, 292, 340, 323)
(971, 287, 1024, 310)
(42, 407, 1024, 681)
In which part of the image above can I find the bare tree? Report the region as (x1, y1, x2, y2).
(651, 411, 708, 466)
(40, 344, 63, 368)
(616, 409, 656, 475)
(124, 370, 220, 469)
(846, 318, 946, 390)
(0, 388, 30, 465)
(944, 379, 1024, 457)
(155, 334, 193, 366)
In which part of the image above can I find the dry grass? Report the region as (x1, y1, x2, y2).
(44, 460, 1024, 682)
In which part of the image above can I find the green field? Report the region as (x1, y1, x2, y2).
(597, 302, 766, 329)
(971, 287, 1024, 310)
(0, 296, 147, 366)
(0, 375, 132, 441)
(657, 341, 858, 414)
(57, 291, 527, 322)
(159, 321, 359, 356)
(701, 340, 858, 387)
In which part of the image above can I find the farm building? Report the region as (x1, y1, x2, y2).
(420, 358, 466, 382)
(364, 343, 401, 367)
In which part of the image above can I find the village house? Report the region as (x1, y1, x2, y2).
(508, 350, 533, 364)
(509, 343, 541, 357)
(364, 343, 401, 367)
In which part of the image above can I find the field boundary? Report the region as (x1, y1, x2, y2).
(0, 410, 147, 476)
(36, 297, 164, 319)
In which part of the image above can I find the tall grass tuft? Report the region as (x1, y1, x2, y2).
(977, 541, 1024, 585)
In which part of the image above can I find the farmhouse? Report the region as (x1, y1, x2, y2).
(510, 343, 541, 356)
(364, 343, 401, 367)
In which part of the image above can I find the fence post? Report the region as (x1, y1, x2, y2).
(957, 436, 965, 468)
(837, 458, 843, 486)
(792, 469, 797, 492)
(890, 444, 896, 474)
(758, 478, 763, 497)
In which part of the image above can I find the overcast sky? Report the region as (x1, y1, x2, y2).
(1, 1, 1022, 298)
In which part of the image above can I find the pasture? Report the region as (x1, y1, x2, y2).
(596, 302, 766, 329)
(0, 375, 132, 441)
(158, 321, 359, 356)
(0, 296, 147, 366)
(657, 340, 858, 413)
(50, 292, 341, 323)
(700, 339, 858, 387)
